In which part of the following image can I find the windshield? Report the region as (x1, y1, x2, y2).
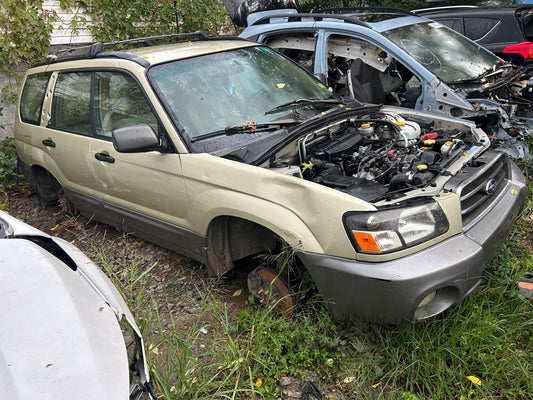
(148, 46, 334, 140)
(382, 21, 502, 82)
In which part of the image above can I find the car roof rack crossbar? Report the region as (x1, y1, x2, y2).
(42, 31, 211, 65)
(312, 7, 416, 17)
(251, 12, 370, 28)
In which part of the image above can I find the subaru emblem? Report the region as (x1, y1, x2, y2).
(484, 179, 497, 195)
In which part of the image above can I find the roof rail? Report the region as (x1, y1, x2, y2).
(312, 7, 416, 17)
(41, 31, 211, 66)
(251, 12, 370, 28)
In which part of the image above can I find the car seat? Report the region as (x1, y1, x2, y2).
(347, 58, 403, 104)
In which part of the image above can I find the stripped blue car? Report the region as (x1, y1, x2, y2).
(229, 1, 533, 159)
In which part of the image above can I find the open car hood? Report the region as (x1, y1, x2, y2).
(0, 212, 152, 400)
(222, 0, 298, 26)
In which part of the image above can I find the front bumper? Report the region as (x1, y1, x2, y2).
(299, 162, 527, 323)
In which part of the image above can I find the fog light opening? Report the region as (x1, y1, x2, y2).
(414, 287, 458, 320)
(418, 291, 436, 308)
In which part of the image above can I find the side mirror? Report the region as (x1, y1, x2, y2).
(112, 124, 160, 153)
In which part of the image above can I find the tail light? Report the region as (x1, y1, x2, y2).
(503, 41, 533, 59)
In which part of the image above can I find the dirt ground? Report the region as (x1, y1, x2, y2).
(4, 183, 346, 399)
(3, 183, 252, 328)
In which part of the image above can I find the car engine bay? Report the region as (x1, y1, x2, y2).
(270, 112, 486, 203)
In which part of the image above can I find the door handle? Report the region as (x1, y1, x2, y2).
(95, 152, 115, 164)
(42, 139, 56, 148)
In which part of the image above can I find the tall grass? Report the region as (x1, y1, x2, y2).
(73, 179, 533, 399)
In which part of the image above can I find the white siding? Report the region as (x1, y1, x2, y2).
(43, 0, 93, 45)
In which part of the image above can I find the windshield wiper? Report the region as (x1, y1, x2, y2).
(265, 98, 345, 115)
(190, 119, 301, 142)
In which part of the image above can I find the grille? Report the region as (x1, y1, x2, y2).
(444, 150, 509, 228)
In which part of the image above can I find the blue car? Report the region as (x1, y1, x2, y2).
(231, 2, 533, 159)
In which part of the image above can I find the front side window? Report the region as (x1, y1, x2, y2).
(51, 72, 92, 134)
(265, 33, 317, 73)
(148, 46, 333, 140)
(383, 21, 502, 82)
(94, 71, 158, 137)
(20, 73, 50, 125)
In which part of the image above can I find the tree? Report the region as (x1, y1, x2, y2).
(0, 0, 57, 73)
(71, 0, 229, 41)
(0, 0, 58, 128)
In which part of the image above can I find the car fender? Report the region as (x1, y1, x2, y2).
(180, 154, 375, 258)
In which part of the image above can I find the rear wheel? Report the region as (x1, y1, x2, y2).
(32, 167, 61, 208)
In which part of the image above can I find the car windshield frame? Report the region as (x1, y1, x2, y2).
(382, 20, 503, 82)
(147, 45, 334, 142)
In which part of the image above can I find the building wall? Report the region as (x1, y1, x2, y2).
(43, 0, 93, 46)
(0, 65, 26, 141)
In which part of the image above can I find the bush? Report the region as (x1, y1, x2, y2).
(0, 137, 20, 190)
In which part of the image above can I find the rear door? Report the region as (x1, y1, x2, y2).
(44, 71, 102, 205)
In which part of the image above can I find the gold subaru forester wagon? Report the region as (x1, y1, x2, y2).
(15, 32, 526, 322)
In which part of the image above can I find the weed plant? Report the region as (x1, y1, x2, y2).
(0, 137, 20, 190)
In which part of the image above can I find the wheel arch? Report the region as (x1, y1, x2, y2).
(202, 201, 324, 277)
(30, 164, 62, 206)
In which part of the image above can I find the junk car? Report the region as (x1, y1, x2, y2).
(0, 211, 153, 399)
(14, 33, 526, 322)
(232, 2, 533, 159)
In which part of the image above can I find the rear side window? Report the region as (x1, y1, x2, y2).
(464, 18, 499, 41)
(20, 74, 50, 125)
(51, 72, 92, 134)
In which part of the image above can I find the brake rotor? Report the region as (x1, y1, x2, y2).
(247, 265, 296, 316)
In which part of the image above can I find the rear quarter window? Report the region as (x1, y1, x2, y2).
(464, 17, 499, 41)
(523, 13, 533, 41)
(435, 18, 464, 34)
(20, 74, 50, 125)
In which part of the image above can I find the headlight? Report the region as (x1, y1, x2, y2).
(344, 202, 449, 254)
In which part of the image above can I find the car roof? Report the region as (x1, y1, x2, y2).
(37, 32, 256, 68)
(414, 5, 533, 18)
(243, 9, 433, 35)
(126, 39, 256, 65)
